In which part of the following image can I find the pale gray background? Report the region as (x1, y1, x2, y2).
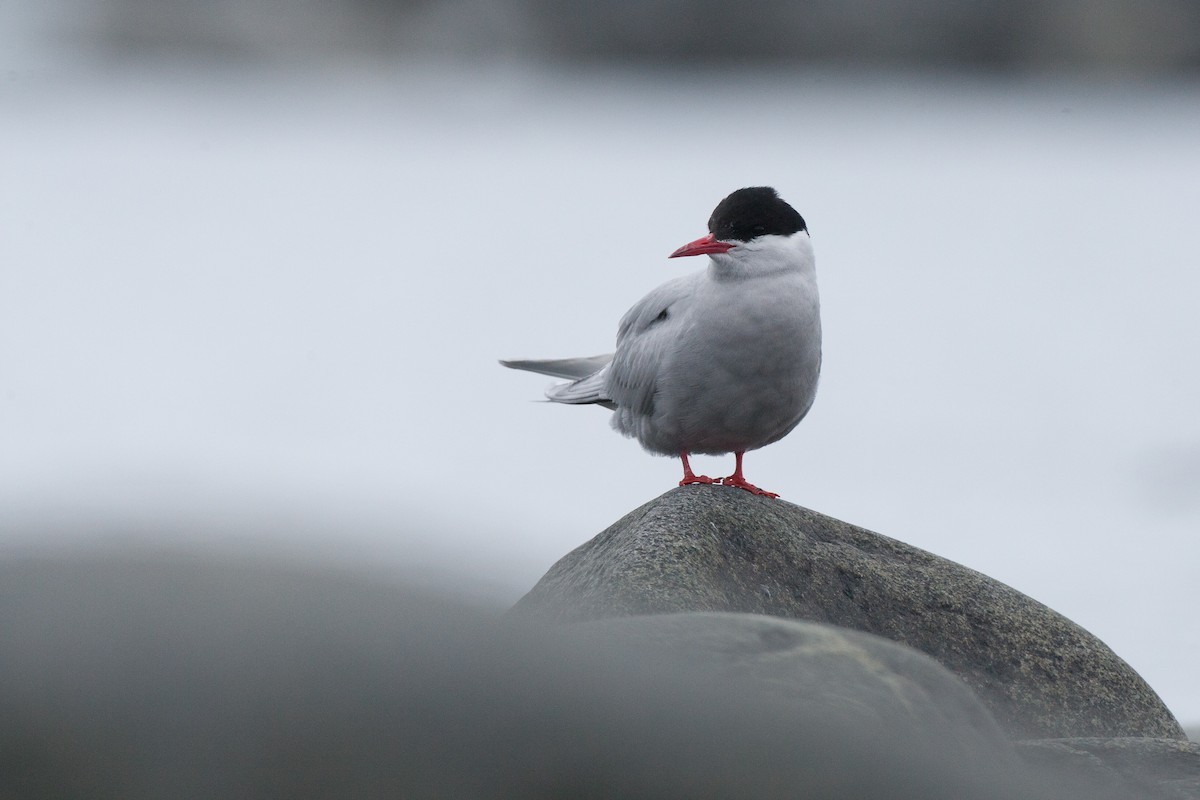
(2, 2, 1197, 726)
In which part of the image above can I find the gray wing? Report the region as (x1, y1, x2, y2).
(500, 272, 700, 416)
(605, 274, 700, 419)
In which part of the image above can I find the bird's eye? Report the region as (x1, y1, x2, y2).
(751, 224, 767, 236)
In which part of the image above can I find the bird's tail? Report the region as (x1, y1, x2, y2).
(499, 354, 613, 380)
(500, 354, 616, 409)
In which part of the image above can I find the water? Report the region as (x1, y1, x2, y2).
(2, 62, 1198, 723)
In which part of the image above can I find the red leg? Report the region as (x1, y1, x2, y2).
(719, 451, 779, 498)
(678, 453, 715, 486)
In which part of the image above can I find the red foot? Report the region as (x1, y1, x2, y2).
(678, 451, 780, 497)
(718, 475, 779, 499)
(716, 451, 780, 498)
(679, 474, 716, 487)
(678, 452, 715, 487)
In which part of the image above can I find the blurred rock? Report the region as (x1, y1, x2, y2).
(569, 612, 1015, 761)
(0, 549, 1096, 799)
(1016, 737, 1200, 799)
(58, 0, 535, 61)
(1016, 0, 1200, 72)
(512, 485, 1184, 740)
(41, 0, 1200, 72)
(527, 0, 1024, 67)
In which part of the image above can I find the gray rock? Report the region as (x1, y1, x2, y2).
(512, 485, 1184, 740)
(1016, 737, 1200, 799)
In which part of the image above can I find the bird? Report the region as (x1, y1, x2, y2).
(502, 186, 821, 499)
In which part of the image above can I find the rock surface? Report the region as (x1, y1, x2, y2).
(511, 485, 1184, 741)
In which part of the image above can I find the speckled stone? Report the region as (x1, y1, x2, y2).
(511, 485, 1184, 740)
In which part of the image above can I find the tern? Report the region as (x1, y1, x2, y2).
(503, 187, 820, 498)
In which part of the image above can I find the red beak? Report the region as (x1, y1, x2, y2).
(668, 233, 734, 259)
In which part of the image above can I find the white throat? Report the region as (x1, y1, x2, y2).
(707, 231, 815, 281)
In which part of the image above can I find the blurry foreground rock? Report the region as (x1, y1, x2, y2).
(1017, 737, 1200, 799)
(512, 485, 1199, 798)
(0, 551, 1097, 800)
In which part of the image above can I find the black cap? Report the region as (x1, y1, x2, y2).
(707, 187, 807, 242)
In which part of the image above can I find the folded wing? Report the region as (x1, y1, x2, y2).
(606, 274, 699, 421)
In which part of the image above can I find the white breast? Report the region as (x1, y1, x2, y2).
(608, 232, 821, 457)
